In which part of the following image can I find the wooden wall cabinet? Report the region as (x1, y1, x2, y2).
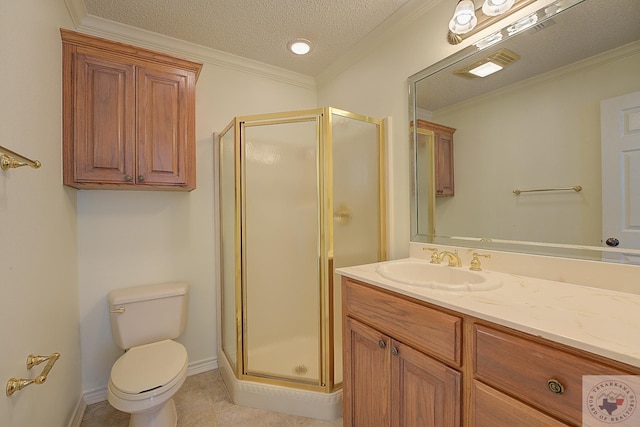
(61, 29, 202, 191)
(417, 120, 456, 197)
(342, 277, 640, 427)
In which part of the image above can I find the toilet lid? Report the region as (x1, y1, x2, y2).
(110, 340, 188, 394)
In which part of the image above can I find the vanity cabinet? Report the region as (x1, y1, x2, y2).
(342, 277, 640, 427)
(417, 120, 455, 197)
(343, 278, 462, 426)
(61, 29, 202, 191)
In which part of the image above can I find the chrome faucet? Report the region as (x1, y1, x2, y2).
(439, 250, 462, 267)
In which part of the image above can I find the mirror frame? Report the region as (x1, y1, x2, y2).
(408, 0, 640, 264)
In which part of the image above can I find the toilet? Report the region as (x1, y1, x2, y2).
(107, 282, 189, 427)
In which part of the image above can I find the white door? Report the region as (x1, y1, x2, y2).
(601, 91, 640, 260)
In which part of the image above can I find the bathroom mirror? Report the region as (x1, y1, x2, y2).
(409, 0, 640, 263)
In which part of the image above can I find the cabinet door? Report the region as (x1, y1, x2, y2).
(344, 317, 391, 427)
(391, 340, 461, 427)
(435, 131, 454, 196)
(73, 49, 135, 184)
(136, 65, 195, 188)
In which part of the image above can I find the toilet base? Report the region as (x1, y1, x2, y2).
(129, 398, 177, 427)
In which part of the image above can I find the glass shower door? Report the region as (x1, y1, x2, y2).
(330, 110, 385, 386)
(219, 123, 239, 373)
(242, 117, 322, 385)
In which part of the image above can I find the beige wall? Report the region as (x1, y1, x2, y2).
(316, 0, 464, 258)
(0, 0, 81, 426)
(3, 0, 613, 424)
(316, 0, 558, 258)
(1, 0, 318, 423)
(77, 46, 317, 394)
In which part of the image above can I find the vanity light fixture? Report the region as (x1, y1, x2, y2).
(449, 0, 478, 35)
(507, 13, 539, 36)
(482, 0, 515, 16)
(475, 31, 504, 49)
(448, 0, 535, 45)
(287, 38, 312, 55)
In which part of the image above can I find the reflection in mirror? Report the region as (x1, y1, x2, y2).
(409, 0, 640, 264)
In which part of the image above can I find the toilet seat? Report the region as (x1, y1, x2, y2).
(110, 339, 188, 401)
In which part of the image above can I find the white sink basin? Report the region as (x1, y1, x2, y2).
(375, 259, 502, 291)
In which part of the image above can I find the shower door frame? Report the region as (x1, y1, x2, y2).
(217, 107, 386, 394)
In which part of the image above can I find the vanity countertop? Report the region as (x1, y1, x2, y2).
(337, 258, 640, 368)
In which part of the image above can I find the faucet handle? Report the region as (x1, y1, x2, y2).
(470, 252, 491, 271)
(423, 247, 440, 264)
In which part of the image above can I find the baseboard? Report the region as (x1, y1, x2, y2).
(66, 395, 87, 427)
(186, 356, 218, 376)
(72, 356, 218, 422)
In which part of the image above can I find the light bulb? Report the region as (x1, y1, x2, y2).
(482, 0, 515, 16)
(288, 39, 312, 55)
(449, 0, 478, 35)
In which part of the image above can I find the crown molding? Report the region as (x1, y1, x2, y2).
(62, 1, 315, 90)
(316, 0, 441, 88)
(63, 0, 87, 28)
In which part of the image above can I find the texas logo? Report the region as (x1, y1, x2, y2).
(584, 377, 638, 426)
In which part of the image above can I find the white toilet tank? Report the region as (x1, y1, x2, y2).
(108, 282, 189, 349)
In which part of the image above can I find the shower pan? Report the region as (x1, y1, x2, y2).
(216, 108, 386, 420)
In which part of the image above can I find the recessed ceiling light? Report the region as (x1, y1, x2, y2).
(453, 48, 520, 79)
(288, 39, 312, 55)
(469, 61, 503, 77)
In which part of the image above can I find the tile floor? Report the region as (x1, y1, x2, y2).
(80, 369, 344, 427)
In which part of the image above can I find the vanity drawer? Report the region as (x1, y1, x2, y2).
(343, 278, 461, 366)
(471, 380, 570, 426)
(473, 324, 630, 425)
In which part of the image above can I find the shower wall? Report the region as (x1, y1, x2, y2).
(217, 108, 385, 405)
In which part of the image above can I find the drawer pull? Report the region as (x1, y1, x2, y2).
(547, 379, 565, 394)
(378, 340, 386, 349)
(391, 346, 398, 356)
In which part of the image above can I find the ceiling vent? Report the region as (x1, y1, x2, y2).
(454, 48, 520, 79)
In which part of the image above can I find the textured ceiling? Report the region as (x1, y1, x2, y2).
(83, 0, 412, 76)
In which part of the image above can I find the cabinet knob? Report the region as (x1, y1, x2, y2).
(391, 346, 398, 356)
(138, 175, 145, 182)
(547, 379, 565, 394)
(378, 340, 386, 349)
(124, 175, 133, 182)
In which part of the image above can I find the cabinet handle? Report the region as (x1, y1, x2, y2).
(547, 379, 565, 394)
(391, 346, 398, 356)
(378, 340, 386, 349)
(124, 175, 133, 182)
(138, 175, 145, 182)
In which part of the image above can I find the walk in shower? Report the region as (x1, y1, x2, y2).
(216, 108, 386, 420)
